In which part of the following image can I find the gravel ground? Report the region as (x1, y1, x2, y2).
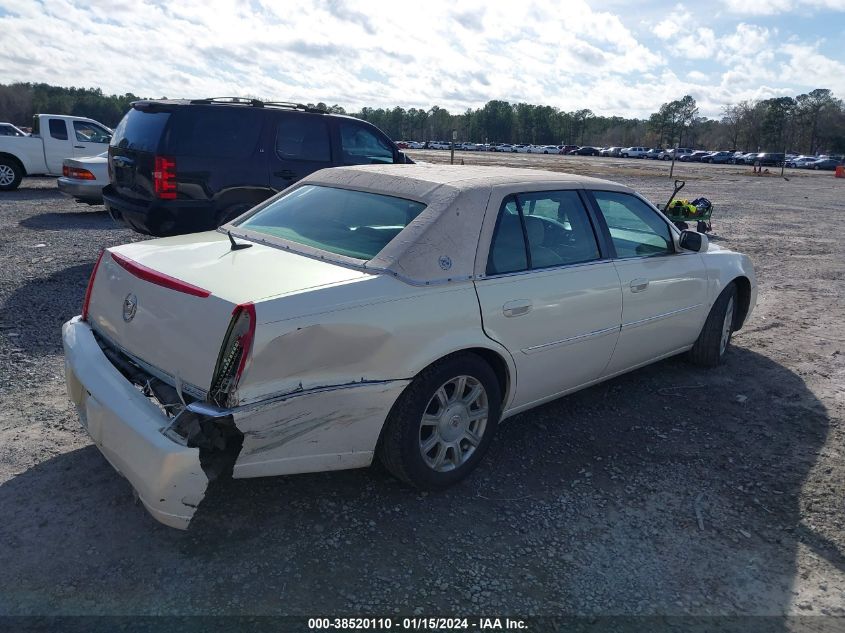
(0, 157, 843, 624)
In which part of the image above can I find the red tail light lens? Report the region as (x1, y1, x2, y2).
(81, 250, 105, 321)
(209, 303, 256, 407)
(63, 166, 96, 180)
(153, 155, 177, 199)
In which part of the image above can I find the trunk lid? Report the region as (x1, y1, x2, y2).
(86, 231, 369, 393)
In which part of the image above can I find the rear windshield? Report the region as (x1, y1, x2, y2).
(161, 107, 264, 159)
(111, 108, 170, 153)
(237, 185, 427, 261)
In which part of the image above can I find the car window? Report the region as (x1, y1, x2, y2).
(338, 121, 395, 165)
(0, 124, 23, 137)
(162, 107, 264, 159)
(111, 108, 170, 153)
(49, 119, 68, 141)
(275, 115, 331, 162)
(488, 199, 527, 275)
(592, 191, 673, 258)
(73, 121, 111, 143)
(487, 191, 600, 275)
(237, 184, 426, 260)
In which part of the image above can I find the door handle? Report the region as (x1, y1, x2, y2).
(73, 145, 85, 149)
(503, 300, 532, 317)
(274, 170, 295, 180)
(630, 278, 649, 293)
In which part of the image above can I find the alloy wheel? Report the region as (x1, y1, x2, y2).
(419, 375, 488, 472)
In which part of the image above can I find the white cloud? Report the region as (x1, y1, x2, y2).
(721, 0, 844, 14)
(652, 7, 692, 39)
(0, 0, 841, 121)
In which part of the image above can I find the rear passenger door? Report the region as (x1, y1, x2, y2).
(268, 112, 333, 190)
(335, 119, 397, 166)
(474, 188, 622, 410)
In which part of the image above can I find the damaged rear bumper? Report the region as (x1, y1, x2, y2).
(62, 317, 208, 529)
(62, 317, 411, 529)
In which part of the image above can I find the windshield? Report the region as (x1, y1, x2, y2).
(237, 185, 427, 260)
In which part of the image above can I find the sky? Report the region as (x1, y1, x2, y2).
(0, 0, 843, 119)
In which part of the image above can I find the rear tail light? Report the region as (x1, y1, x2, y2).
(81, 250, 105, 321)
(209, 303, 256, 407)
(153, 155, 177, 199)
(63, 165, 96, 180)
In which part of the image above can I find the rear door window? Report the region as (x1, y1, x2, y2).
(275, 115, 331, 162)
(338, 121, 395, 165)
(162, 107, 264, 159)
(48, 119, 68, 141)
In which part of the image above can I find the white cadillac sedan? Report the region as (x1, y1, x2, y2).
(63, 165, 756, 529)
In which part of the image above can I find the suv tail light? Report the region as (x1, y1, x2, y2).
(81, 250, 105, 321)
(209, 303, 256, 407)
(153, 155, 177, 199)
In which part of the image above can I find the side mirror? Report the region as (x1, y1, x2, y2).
(678, 230, 709, 253)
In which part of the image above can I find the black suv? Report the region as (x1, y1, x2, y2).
(753, 152, 785, 167)
(104, 98, 412, 236)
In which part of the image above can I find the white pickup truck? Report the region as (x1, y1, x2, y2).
(0, 114, 112, 191)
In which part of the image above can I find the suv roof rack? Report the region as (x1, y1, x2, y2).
(188, 97, 326, 113)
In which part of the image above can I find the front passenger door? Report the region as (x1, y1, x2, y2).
(589, 190, 709, 376)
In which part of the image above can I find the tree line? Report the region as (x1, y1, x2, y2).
(1, 82, 843, 154)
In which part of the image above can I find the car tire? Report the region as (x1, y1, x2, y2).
(0, 158, 24, 191)
(697, 220, 708, 233)
(814, 165, 820, 170)
(378, 352, 502, 490)
(688, 282, 738, 368)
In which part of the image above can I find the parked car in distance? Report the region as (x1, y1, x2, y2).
(0, 114, 112, 191)
(537, 145, 560, 154)
(405, 141, 425, 149)
(644, 148, 663, 159)
(809, 157, 844, 170)
(659, 148, 693, 161)
(599, 147, 620, 157)
(427, 141, 450, 149)
(785, 156, 817, 168)
(731, 152, 757, 165)
(571, 146, 601, 156)
(680, 150, 710, 162)
(0, 122, 27, 137)
(701, 151, 733, 164)
(57, 152, 108, 204)
(63, 163, 757, 529)
(558, 145, 579, 155)
(492, 144, 514, 152)
(753, 152, 785, 167)
(104, 98, 412, 236)
(620, 147, 649, 158)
